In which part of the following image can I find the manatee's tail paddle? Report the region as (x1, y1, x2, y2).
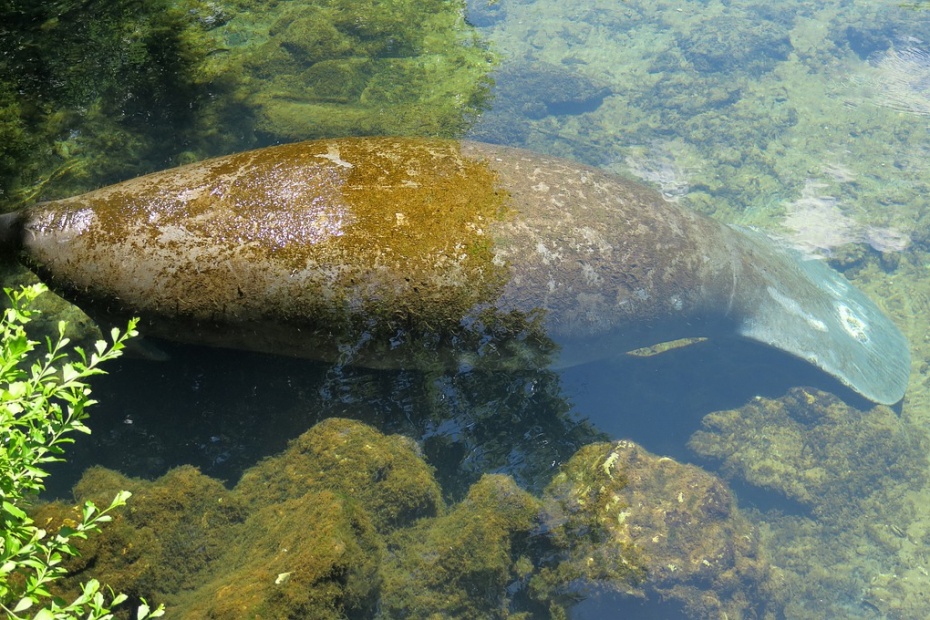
(732, 227, 910, 405)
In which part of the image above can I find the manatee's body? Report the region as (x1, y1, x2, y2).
(0, 138, 910, 404)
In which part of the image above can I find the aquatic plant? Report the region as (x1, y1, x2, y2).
(534, 440, 778, 619)
(0, 0, 209, 204)
(198, 0, 497, 144)
(0, 284, 162, 619)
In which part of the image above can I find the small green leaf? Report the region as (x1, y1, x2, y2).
(12, 596, 33, 612)
(33, 608, 55, 620)
(3, 500, 27, 520)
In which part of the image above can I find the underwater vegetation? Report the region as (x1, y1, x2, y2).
(0, 0, 208, 202)
(472, 0, 930, 255)
(689, 387, 927, 519)
(535, 440, 779, 620)
(35, 418, 786, 619)
(0, 0, 496, 208)
(202, 0, 496, 143)
(468, 60, 612, 146)
(855, 45, 930, 117)
(689, 388, 930, 618)
(378, 474, 541, 619)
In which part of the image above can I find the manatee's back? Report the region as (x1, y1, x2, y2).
(9, 138, 911, 404)
(16, 139, 511, 363)
(15, 138, 739, 363)
(462, 141, 744, 361)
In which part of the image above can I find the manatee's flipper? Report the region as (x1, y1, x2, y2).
(124, 336, 171, 361)
(733, 227, 910, 405)
(0, 210, 24, 259)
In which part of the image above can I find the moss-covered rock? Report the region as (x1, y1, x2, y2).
(48, 465, 383, 618)
(37, 421, 539, 618)
(178, 489, 382, 619)
(36, 417, 790, 618)
(689, 390, 930, 619)
(688, 387, 928, 519)
(236, 417, 444, 532)
(39, 421, 417, 617)
(197, 0, 496, 146)
(379, 474, 541, 619)
(50, 465, 248, 601)
(535, 440, 778, 619)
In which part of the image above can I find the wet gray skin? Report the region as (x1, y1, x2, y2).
(0, 137, 910, 404)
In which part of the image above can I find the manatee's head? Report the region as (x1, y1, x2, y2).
(732, 227, 910, 405)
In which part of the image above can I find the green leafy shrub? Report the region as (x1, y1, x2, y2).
(0, 283, 163, 619)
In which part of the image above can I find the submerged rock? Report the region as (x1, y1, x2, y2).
(379, 474, 541, 619)
(689, 390, 930, 618)
(535, 440, 779, 619)
(206, 0, 496, 142)
(46, 466, 249, 603)
(236, 417, 444, 532)
(468, 61, 612, 145)
(180, 489, 383, 619)
(37, 420, 786, 618)
(688, 387, 928, 518)
(679, 15, 791, 75)
(41, 419, 439, 617)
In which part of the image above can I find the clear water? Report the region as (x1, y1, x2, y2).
(13, 0, 930, 617)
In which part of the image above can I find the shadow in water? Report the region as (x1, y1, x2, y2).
(563, 336, 867, 462)
(570, 589, 689, 620)
(46, 334, 865, 502)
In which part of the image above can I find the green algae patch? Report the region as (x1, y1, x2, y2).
(536, 441, 779, 620)
(44, 465, 249, 603)
(689, 388, 930, 619)
(236, 417, 444, 533)
(688, 387, 928, 519)
(378, 474, 541, 619)
(179, 489, 382, 619)
(204, 0, 496, 143)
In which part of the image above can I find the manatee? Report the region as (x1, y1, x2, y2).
(0, 137, 910, 404)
